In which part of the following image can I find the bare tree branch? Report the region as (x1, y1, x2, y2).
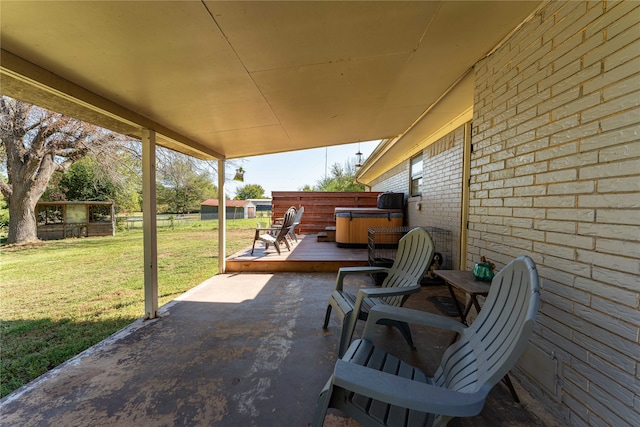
(0, 95, 128, 244)
(0, 180, 11, 198)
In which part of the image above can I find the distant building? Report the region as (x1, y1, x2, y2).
(36, 201, 115, 240)
(247, 199, 272, 217)
(200, 199, 256, 220)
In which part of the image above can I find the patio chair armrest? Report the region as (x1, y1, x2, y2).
(333, 359, 487, 416)
(351, 285, 421, 323)
(255, 227, 280, 233)
(334, 266, 389, 291)
(356, 285, 421, 299)
(362, 305, 466, 340)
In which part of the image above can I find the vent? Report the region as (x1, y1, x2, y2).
(518, 342, 560, 401)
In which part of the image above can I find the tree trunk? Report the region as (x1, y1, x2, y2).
(6, 186, 40, 244)
(1, 97, 123, 244)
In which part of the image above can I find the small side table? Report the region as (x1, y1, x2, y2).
(433, 269, 520, 403)
(433, 270, 489, 325)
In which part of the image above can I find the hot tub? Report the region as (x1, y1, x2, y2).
(334, 208, 403, 247)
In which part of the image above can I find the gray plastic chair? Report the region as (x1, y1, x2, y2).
(323, 227, 435, 357)
(287, 205, 304, 243)
(251, 207, 296, 255)
(313, 255, 541, 427)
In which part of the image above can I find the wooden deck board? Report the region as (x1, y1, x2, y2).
(226, 234, 369, 273)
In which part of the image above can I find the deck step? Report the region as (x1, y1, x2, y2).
(318, 226, 336, 242)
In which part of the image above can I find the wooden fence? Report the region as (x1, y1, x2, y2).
(271, 191, 381, 235)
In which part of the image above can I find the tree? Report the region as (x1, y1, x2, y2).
(48, 156, 117, 201)
(42, 154, 141, 214)
(234, 184, 265, 200)
(156, 150, 217, 213)
(312, 161, 365, 192)
(0, 96, 124, 244)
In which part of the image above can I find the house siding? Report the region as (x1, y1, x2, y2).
(414, 126, 465, 270)
(369, 162, 409, 194)
(370, 128, 466, 270)
(470, 1, 640, 426)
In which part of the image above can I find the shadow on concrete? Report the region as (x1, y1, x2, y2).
(0, 272, 553, 426)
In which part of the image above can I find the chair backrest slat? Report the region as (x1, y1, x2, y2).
(275, 207, 297, 240)
(433, 256, 540, 393)
(380, 228, 435, 306)
(292, 206, 304, 225)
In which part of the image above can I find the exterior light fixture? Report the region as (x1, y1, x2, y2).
(355, 144, 363, 168)
(233, 167, 245, 182)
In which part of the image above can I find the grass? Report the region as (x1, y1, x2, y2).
(0, 218, 256, 397)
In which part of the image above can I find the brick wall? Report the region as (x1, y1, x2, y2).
(408, 126, 466, 270)
(470, 1, 640, 425)
(369, 162, 409, 194)
(370, 129, 466, 269)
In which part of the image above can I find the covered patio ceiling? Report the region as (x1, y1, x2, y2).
(1, 1, 541, 161)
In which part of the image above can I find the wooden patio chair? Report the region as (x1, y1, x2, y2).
(323, 227, 435, 357)
(251, 206, 296, 255)
(313, 255, 541, 427)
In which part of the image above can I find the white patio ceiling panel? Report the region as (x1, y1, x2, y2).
(0, 1, 542, 160)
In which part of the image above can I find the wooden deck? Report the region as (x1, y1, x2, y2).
(226, 234, 369, 273)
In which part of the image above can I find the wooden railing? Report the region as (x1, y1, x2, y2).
(271, 191, 381, 235)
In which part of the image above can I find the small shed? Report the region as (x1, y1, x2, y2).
(36, 201, 115, 240)
(247, 199, 272, 217)
(200, 199, 256, 220)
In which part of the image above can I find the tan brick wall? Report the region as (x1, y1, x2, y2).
(471, 1, 640, 425)
(369, 162, 409, 194)
(407, 126, 465, 270)
(370, 127, 466, 270)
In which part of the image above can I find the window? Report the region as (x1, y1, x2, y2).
(89, 204, 112, 223)
(410, 153, 423, 197)
(37, 205, 63, 225)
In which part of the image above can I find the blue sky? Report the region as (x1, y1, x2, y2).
(224, 140, 381, 197)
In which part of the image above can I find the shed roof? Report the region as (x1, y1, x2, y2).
(37, 201, 113, 206)
(201, 199, 254, 208)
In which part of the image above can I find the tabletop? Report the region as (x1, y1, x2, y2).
(433, 270, 491, 295)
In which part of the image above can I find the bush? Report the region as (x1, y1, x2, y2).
(115, 216, 127, 232)
(0, 198, 8, 230)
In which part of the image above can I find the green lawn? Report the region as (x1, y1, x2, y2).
(0, 219, 255, 397)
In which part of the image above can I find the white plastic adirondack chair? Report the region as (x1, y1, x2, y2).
(313, 255, 541, 427)
(323, 227, 435, 357)
(287, 205, 304, 243)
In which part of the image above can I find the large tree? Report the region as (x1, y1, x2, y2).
(43, 153, 142, 214)
(312, 161, 365, 192)
(0, 97, 122, 244)
(156, 149, 217, 213)
(234, 183, 265, 200)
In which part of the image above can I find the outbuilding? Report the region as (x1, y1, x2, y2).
(200, 199, 256, 220)
(247, 199, 272, 218)
(36, 201, 115, 240)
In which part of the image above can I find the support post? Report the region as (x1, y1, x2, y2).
(218, 159, 226, 274)
(142, 129, 158, 319)
(460, 122, 471, 270)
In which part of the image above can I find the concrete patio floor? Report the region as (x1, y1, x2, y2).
(1, 272, 559, 426)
